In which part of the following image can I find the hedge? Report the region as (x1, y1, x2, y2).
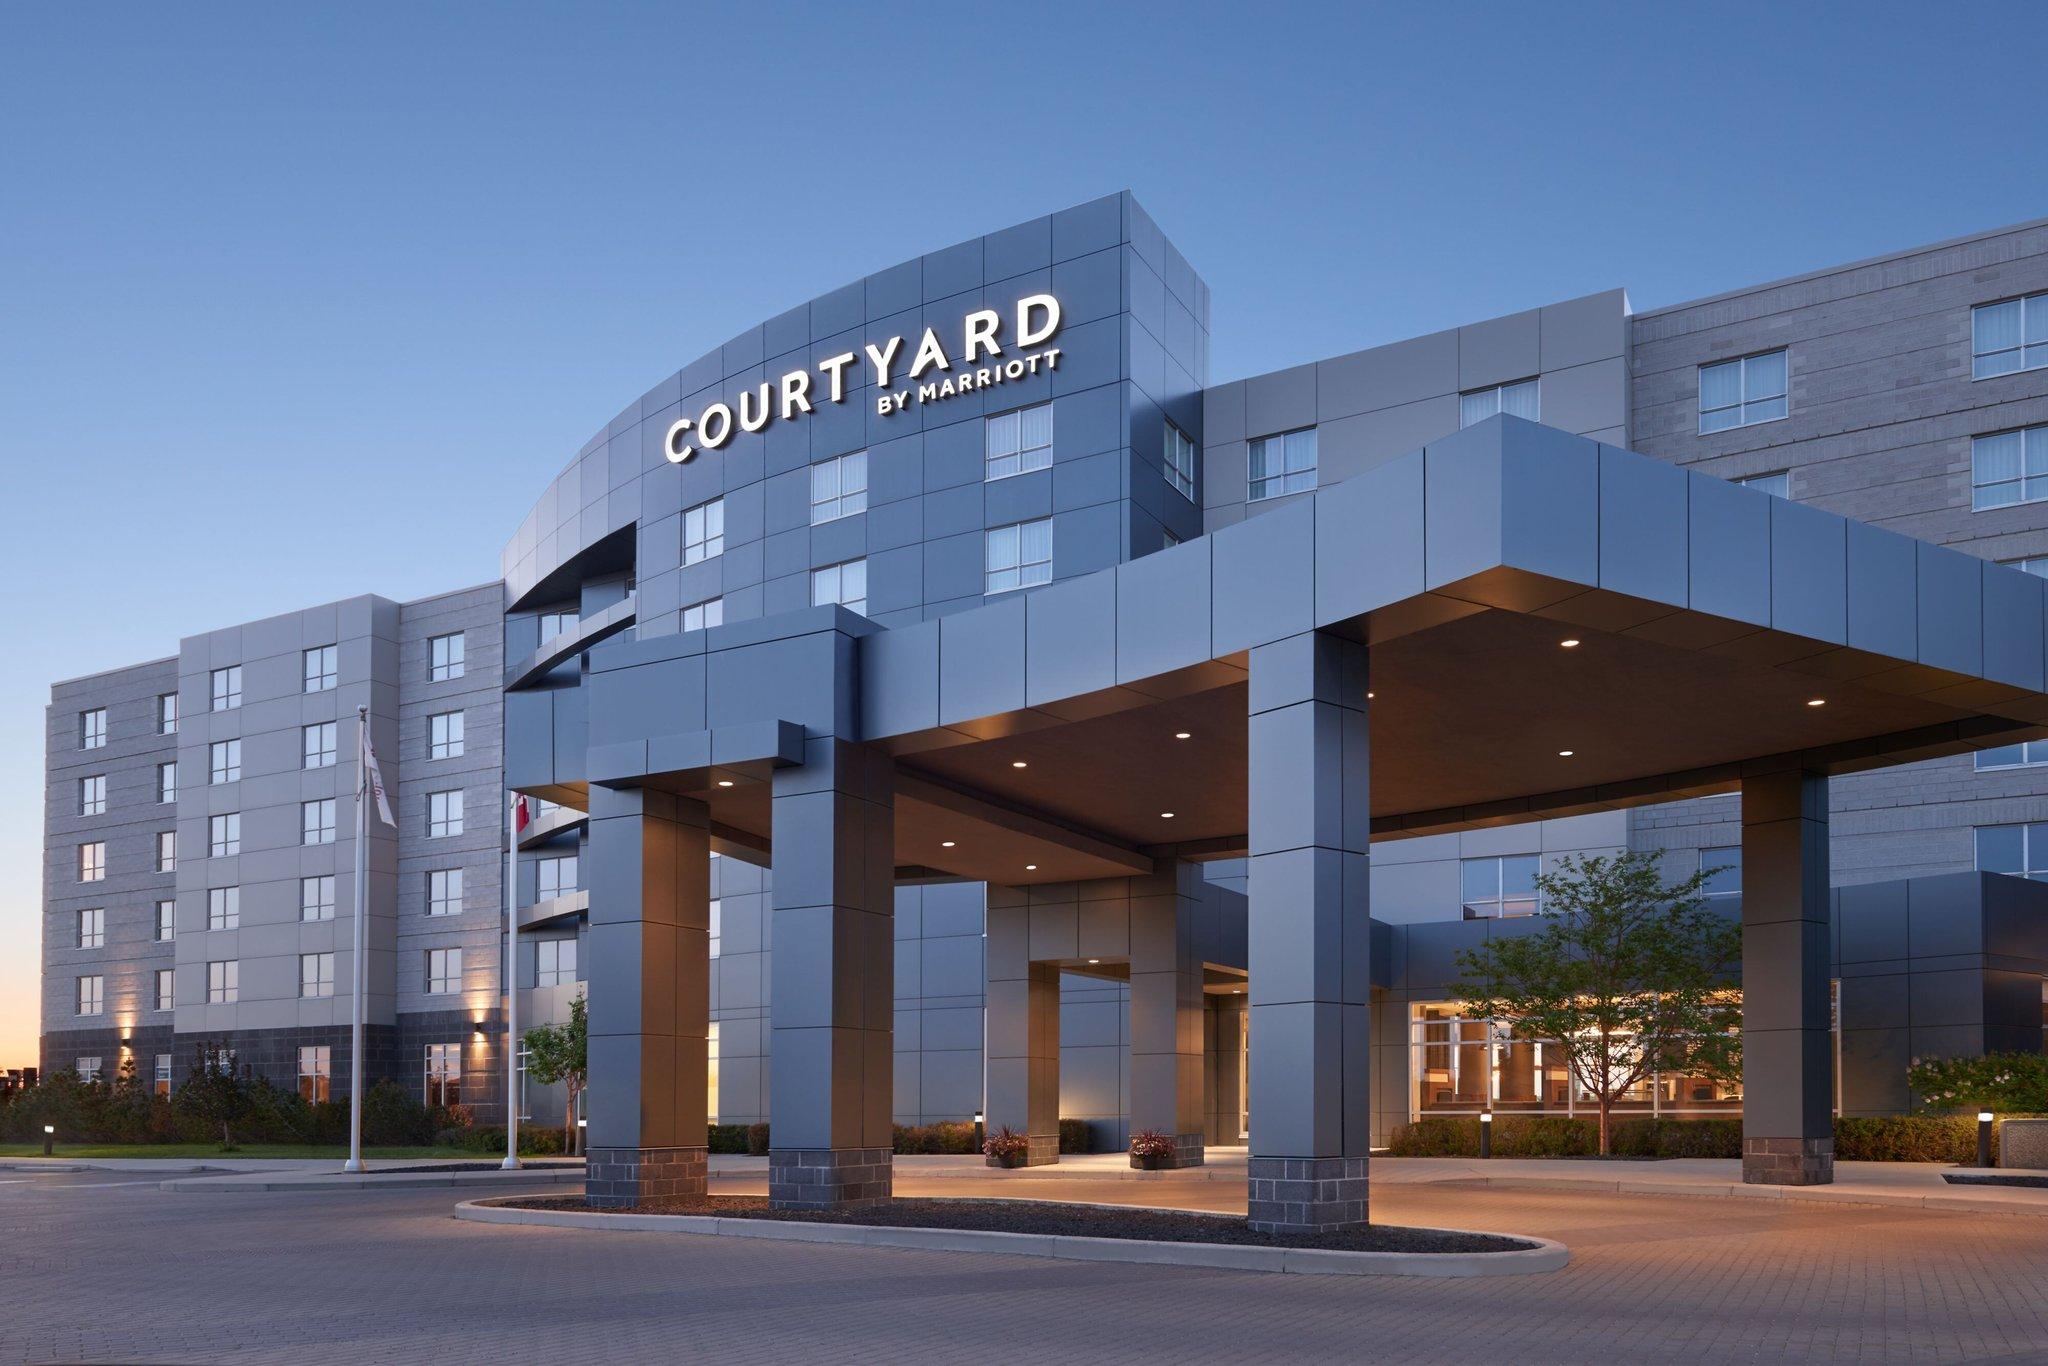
(705, 1119, 1096, 1155)
(1387, 1113, 2034, 1162)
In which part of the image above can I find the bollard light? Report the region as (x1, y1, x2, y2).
(1979, 1111, 1996, 1169)
(973, 1110, 986, 1150)
(42, 1123, 54, 1157)
(1479, 1111, 1494, 1161)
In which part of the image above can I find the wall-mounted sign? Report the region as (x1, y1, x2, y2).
(665, 294, 1062, 464)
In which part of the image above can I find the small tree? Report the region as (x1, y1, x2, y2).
(1450, 852, 1741, 1156)
(523, 993, 587, 1154)
(176, 1043, 252, 1150)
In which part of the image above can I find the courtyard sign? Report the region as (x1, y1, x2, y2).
(664, 294, 1062, 463)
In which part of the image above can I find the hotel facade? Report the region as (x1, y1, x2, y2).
(42, 194, 2048, 1227)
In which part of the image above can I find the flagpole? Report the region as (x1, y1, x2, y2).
(344, 704, 369, 1173)
(502, 790, 522, 1169)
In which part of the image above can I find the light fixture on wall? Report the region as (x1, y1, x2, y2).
(472, 1021, 489, 1039)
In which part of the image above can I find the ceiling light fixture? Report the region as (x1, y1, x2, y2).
(1025, 863, 1038, 871)
(1366, 691, 1376, 699)
(1807, 698, 1827, 708)
(1160, 812, 1175, 818)
(1174, 731, 1191, 740)
(1560, 638, 1581, 649)
(1011, 760, 1028, 769)
(1558, 749, 1575, 757)
(716, 779, 734, 788)
(1087, 958, 1100, 965)
(941, 840, 956, 848)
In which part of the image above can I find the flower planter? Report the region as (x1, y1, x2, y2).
(1131, 1153, 1169, 1171)
(995, 1152, 1027, 1169)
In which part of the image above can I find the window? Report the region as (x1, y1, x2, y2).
(811, 559, 868, 616)
(537, 610, 578, 640)
(210, 665, 242, 711)
(429, 632, 466, 682)
(1699, 349, 1788, 433)
(1701, 846, 1741, 898)
(207, 959, 239, 1004)
(1738, 472, 1790, 498)
(209, 813, 240, 857)
(1979, 739, 2048, 770)
(1973, 293, 2048, 379)
(707, 1020, 720, 1123)
(684, 497, 726, 565)
(985, 518, 1053, 594)
(302, 722, 337, 769)
(429, 711, 464, 760)
(1460, 378, 1540, 427)
(298, 1046, 331, 1102)
(1977, 823, 2048, 879)
(537, 855, 578, 901)
(985, 403, 1053, 481)
(76, 1056, 102, 1082)
(158, 692, 178, 734)
(156, 900, 175, 941)
(154, 1054, 173, 1097)
(207, 886, 240, 931)
(1249, 427, 1318, 501)
(79, 841, 105, 882)
(209, 738, 241, 784)
(1973, 426, 2048, 511)
(299, 952, 335, 999)
(303, 644, 338, 693)
(155, 968, 174, 1012)
(427, 790, 463, 838)
(302, 875, 336, 922)
(157, 762, 177, 803)
(425, 1042, 462, 1107)
(80, 708, 107, 749)
(302, 798, 337, 846)
(79, 774, 106, 816)
(710, 899, 722, 959)
(1460, 854, 1541, 918)
(811, 450, 869, 523)
(76, 975, 103, 1016)
(683, 597, 724, 634)
(157, 831, 176, 873)
(427, 868, 463, 916)
(536, 937, 578, 988)
(425, 947, 462, 995)
(76, 908, 103, 949)
(1163, 421, 1197, 502)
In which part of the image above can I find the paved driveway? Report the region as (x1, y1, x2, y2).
(3, 1167, 2047, 1363)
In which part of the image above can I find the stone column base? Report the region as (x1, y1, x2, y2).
(1132, 1133, 1207, 1169)
(585, 1145, 707, 1208)
(1247, 1155, 1369, 1233)
(770, 1146, 893, 1209)
(1743, 1136, 1834, 1185)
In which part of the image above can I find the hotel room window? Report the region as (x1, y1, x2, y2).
(304, 722, 337, 769)
(155, 970, 174, 1012)
(1972, 425, 2048, 511)
(1460, 378, 1540, 426)
(427, 790, 463, 838)
(811, 558, 868, 617)
(427, 868, 463, 917)
(429, 632, 466, 682)
(76, 976, 103, 1016)
(986, 403, 1052, 480)
(1698, 349, 1788, 432)
(209, 738, 240, 784)
(79, 841, 106, 882)
(156, 900, 175, 941)
(1164, 421, 1197, 501)
(207, 886, 239, 931)
(158, 692, 178, 734)
(425, 948, 462, 995)
(76, 907, 103, 949)
(537, 855, 577, 901)
(80, 707, 106, 749)
(157, 761, 177, 802)
(429, 710, 464, 760)
(1248, 428, 1317, 501)
(303, 798, 337, 846)
(1973, 293, 2048, 379)
(1460, 855, 1541, 918)
(210, 665, 242, 711)
(207, 959, 239, 1004)
(79, 774, 106, 816)
(302, 875, 336, 922)
(811, 451, 868, 523)
(303, 644, 338, 692)
(209, 813, 239, 857)
(157, 830, 176, 872)
(684, 497, 726, 564)
(985, 518, 1052, 593)
(682, 597, 724, 634)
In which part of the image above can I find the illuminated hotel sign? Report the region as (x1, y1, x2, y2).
(664, 294, 1062, 463)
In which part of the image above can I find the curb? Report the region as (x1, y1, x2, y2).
(1422, 1173, 2048, 1217)
(163, 1168, 588, 1193)
(451, 1196, 1569, 1277)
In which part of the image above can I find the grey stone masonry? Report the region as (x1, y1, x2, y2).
(1246, 1156, 1370, 1234)
(769, 1146, 892, 1211)
(585, 1146, 706, 1206)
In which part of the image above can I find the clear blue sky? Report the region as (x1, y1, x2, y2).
(4, 1, 2044, 1063)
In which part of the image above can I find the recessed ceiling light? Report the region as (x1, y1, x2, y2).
(1558, 749, 1575, 757)
(1560, 638, 1581, 648)
(1366, 691, 1375, 699)
(716, 780, 734, 788)
(1025, 863, 1038, 871)
(941, 840, 956, 848)
(1234, 987, 1244, 993)
(1011, 760, 1028, 768)
(1174, 731, 1192, 740)
(1807, 698, 1827, 707)
(1160, 812, 1175, 818)
(1087, 958, 1100, 965)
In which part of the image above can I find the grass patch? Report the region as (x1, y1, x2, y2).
(0, 1143, 492, 1160)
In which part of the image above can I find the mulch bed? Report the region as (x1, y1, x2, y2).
(500, 1194, 1533, 1254)
(345, 1161, 584, 1175)
(1942, 1172, 2048, 1188)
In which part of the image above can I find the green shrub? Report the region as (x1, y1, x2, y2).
(892, 1122, 977, 1154)
(1386, 1115, 1744, 1158)
(1834, 1115, 1980, 1164)
(707, 1123, 753, 1154)
(361, 1078, 434, 1147)
(1609, 1117, 1743, 1158)
(746, 1122, 771, 1156)
(1058, 1118, 1092, 1154)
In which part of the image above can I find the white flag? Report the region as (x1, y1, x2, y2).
(362, 725, 396, 827)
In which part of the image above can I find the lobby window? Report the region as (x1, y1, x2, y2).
(429, 632, 466, 682)
(427, 790, 464, 838)
(985, 518, 1053, 594)
(425, 947, 462, 995)
(156, 899, 175, 942)
(1461, 854, 1541, 919)
(209, 813, 240, 857)
(682, 597, 724, 634)
(76, 975, 103, 1016)
(210, 665, 242, 712)
(301, 874, 336, 922)
(537, 855, 577, 902)
(1972, 425, 2048, 511)
(1701, 846, 1741, 898)
(207, 959, 238, 1004)
(986, 403, 1052, 481)
(80, 707, 107, 749)
(428, 710, 464, 760)
(1248, 427, 1318, 501)
(157, 761, 177, 803)
(536, 937, 578, 988)
(537, 609, 578, 640)
(155, 968, 174, 1012)
(684, 497, 726, 565)
(1460, 377, 1540, 427)
(1973, 293, 2048, 379)
(708, 1020, 720, 1123)
(77, 1056, 102, 1082)
(298, 1046, 331, 1102)
(154, 1054, 173, 1097)
(157, 830, 176, 873)
(1698, 349, 1788, 433)
(79, 774, 106, 817)
(1976, 823, 2048, 879)
(300, 721, 335, 770)
(427, 868, 463, 917)
(811, 450, 868, 523)
(300, 951, 335, 999)
(79, 841, 105, 882)
(425, 1042, 462, 1107)
(303, 798, 337, 846)
(303, 644, 338, 693)
(207, 886, 240, 931)
(1164, 420, 1197, 502)
(1738, 471, 1790, 498)
(710, 899, 722, 959)
(76, 907, 103, 949)
(158, 692, 178, 734)
(210, 738, 241, 784)
(811, 558, 868, 616)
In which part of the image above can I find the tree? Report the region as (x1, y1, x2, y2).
(175, 1043, 252, 1150)
(1449, 852, 1742, 1156)
(523, 993, 587, 1155)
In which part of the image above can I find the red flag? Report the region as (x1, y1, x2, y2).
(513, 793, 530, 834)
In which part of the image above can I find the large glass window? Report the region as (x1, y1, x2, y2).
(210, 665, 242, 712)
(1460, 378, 1540, 427)
(303, 722, 337, 769)
(1974, 293, 2048, 379)
(209, 738, 241, 784)
(303, 644, 338, 693)
(425, 947, 462, 994)
(79, 841, 105, 882)
(1972, 426, 2048, 511)
(208, 813, 239, 857)
(1701, 846, 1741, 897)
(76, 907, 103, 949)
(986, 403, 1052, 481)
(707, 1020, 720, 1123)
(425, 1043, 462, 1107)
(427, 790, 464, 838)
(1698, 349, 1788, 433)
(1977, 738, 2048, 771)
(298, 1046, 331, 1102)
(207, 886, 240, 931)
(299, 952, 335, 999)
(302, 874, 336, 922)
(1163, 420, 1197, 502)
(682, 597, 724, 634)
(427, 868, 463, 917)
(1248, 427, 1317, 501)
(536, 855, 577, 902)
(1977, 823, 2048, 879)
(428, 711, 464, 760)
(684, 497, 726, 565)
(207, 959, 239, 1004)
(811, 559, 868, 617)
(811, 451, 868, 523)
(80, 708, 106, 749)
(536, 937, 578, 988)
(79, 774, 106, 816)
(1460, 854, 1541, 918)
(75, 1056, 102, 1082)
(985, 518, 1053, 594)
(430, 632, 466, 682)
(302, 798, 337, 846)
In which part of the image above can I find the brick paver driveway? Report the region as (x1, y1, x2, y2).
(3, 1167, 2047, 1363)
